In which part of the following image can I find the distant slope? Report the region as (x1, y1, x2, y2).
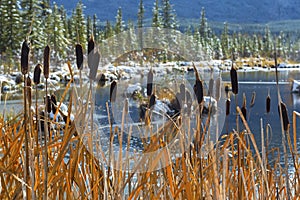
(54, 0, 300, 24)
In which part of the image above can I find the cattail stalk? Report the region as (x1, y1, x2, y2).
(21, 40, 30, 199)
(43, 45, 50, 200)
(230, 62, 239, 133)
(274, 45, 291, 200)
(33, 64, 41, 198)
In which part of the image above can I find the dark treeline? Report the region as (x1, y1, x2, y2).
(1, 0, 300, 73)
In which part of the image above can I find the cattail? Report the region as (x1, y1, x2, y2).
(149, 93, 156, 109)
(110, 80, 117, 102)
(208, 78, 214, 96)
(43, 45, 50, 79)
(75, 44, 84, 70)
(21, 40, 30, 75)
(147, 68, 153, 97)
(89, 50, 100, 80)
(241, 93, 247, 120)
(215, 77, 221, 101)
(266, 94, 271, 113)
(193, 63, 203, 104)
(88, 35, 95, 55)
(278, 101, 289, 131)
(226, 99, 231, 116)
(278, 101, 290, 131)
(194, 79, 203, 104)
(33, 64, 42, 85)
(250, 91, 256, 108)
(51, 94, 57, 114)
(26, 76, 32, 104)
(230, 65, 238, 95)
(45, 95, 51, 113)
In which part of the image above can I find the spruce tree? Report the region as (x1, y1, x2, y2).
(115, 7, 124, 34)
(49, 3, 69, 63)
(1, 0, 22, 72)
(152, 0, 161, 27)
(161, 0, 178, 29)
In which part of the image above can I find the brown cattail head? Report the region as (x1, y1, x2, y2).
(208, 78, 214, 96)
(278, 101, 289, 131)
(88, 35, 95, 55)
(33, 64, 42, 85)
(43, 45, 50, 79)
(193, 63, 203, 104)
(194, 79, 203, 104)
(215, 77, 221, 101)
(250, 91, 256, 108)
(230, 65, 238, 95)
(149, 93, 156, 109)
(45, 95, 51, 113)
(266, 95, 271, 113)
(21, 40, 30, 75)
(88, 50, 100, 80)
(147, 68, 153, 97)
(75, 44, 84, 70)
(226, 99, 231, 116)
(51, 94, 57, 114)
(110, 80, 117, 102)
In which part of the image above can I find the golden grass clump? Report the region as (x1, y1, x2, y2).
(0, 41, 299, 200)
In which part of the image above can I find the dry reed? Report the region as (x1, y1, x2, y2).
(0, 42, 299, 200)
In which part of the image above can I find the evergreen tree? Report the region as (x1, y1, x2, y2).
(104, 20, 114, 39)
(221, 22, 230, 59)
(70, 0, 87, 47)
(115, 7, 124, 34)
(0, 0, 22, 72)
(93, 14, 99, 42)
(49, 3, 69, 62)
(161, 0, 178, 29)
(87, 15, 92, 41)
(199, 7, 208, 43)
(152, 0, 161, 27)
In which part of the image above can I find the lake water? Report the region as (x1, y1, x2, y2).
(1, 69, 299, 168)
(91, 69, 300, 165)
